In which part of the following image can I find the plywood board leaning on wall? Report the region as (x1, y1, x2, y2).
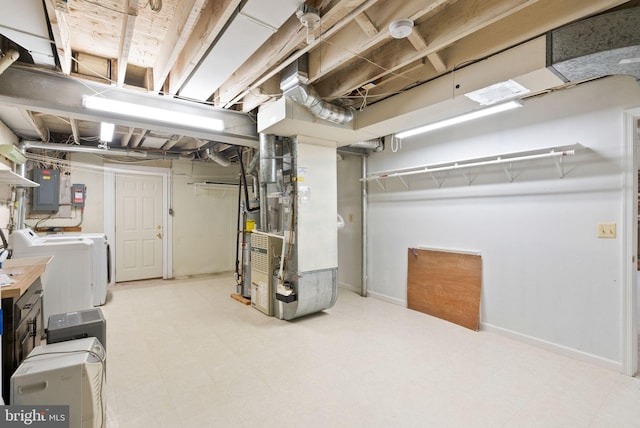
(407, 248, 482, 331)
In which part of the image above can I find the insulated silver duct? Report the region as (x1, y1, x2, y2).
(280, 56, 354, 125)
(205, 147, 231, 167)
(350, 138, 383, 152)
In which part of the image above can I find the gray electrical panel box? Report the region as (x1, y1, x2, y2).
(71, 183, 86, 207)
(32, 168, 60, 212)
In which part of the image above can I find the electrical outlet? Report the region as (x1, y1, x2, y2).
(597, 223, 616, 238)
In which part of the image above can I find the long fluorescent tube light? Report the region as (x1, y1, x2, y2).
(83, 95, 225, 132)
(395, 100, 523, 139)
(100, 122, 115, 142)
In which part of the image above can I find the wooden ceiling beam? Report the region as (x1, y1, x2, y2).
(120, 127, 135, 147)
(20, 110, 49, 142)
(314, 0, 538, 98)
(44, 0, 72, 75)
(69, 118, 80, 144)
(426, 52, 447, 73)
(117, 0, 139, 87)
(130, 129, 147, 149)
(153, 0, 209, 92)
(308, 0, 454, 83)
(354, 12, 378, 37)
(169, 0, 242, 95)
(219, 0, 383, 108)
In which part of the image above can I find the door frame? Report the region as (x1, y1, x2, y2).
(104, 164, 172, 281)
(622, 107, 640, 376)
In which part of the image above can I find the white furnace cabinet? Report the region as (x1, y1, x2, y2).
(250, 232, 283, 316)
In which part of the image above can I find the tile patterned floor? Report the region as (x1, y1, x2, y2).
(101, 274, 640, 428)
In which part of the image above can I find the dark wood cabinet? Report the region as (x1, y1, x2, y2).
(1, 257, 49, 404)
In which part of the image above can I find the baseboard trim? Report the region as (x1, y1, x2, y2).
(338, 282, 360, 294)
(367, 290, 407, 307)
(481, 322, 622, 373)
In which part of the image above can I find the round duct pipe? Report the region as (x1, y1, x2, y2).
(259, 134, 278, 183)
(205, 147, 231, 167)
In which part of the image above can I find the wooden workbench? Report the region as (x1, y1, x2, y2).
(1, 256, 52, 299)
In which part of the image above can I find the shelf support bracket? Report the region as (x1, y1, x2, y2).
(555, 154, 565, 178)
(397, 176, 409, 190)
(504, 162, 514, 182)
(375, 178, 386, 192)
(429, 172, 443, 188)
(462, 171, 475, 185)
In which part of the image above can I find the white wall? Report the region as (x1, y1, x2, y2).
(171, 160, 239, 277)
(337, 154, 362, 293)
(364, 75, 640, 366)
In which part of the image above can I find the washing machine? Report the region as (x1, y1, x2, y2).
(39, 233, 112, 306)
(9, 229, 94, 321)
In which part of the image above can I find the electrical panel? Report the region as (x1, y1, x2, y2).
(32, 168, 60, 212)
(71, 184, 86, 207)
(250, 232, 283, 316)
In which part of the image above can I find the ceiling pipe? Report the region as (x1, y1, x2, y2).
(280, 56, 354, 125)
(349, 138, 384, 152)
(205, 147, 231, 167)
(22, 141, 189, 159)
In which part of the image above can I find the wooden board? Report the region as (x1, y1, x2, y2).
(230, 293, 251, 305)
(407, 248, 482, 331)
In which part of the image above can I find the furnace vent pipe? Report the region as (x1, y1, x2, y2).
(259, 134, 277, 183)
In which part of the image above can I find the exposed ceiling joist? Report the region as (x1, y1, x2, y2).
(20, 109, 49, 142)
(120, 127, 135, 147)
(307, 0, 453, 85)
(117, 0, 139, 87)
(152, 0, 209, 92)
(130, 129, 147, 148)
(168, 0, 243, 95)
(69, 117, 80, 144)
(221, 0, 383, 109)
(43, 0, 72, 75)
(354, 12, 379, 37)
(315, 0, 540, 98)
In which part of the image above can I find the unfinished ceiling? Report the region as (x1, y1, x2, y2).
(0, 0, 637, 159)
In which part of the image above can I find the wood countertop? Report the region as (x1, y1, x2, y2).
(1, 256, 52, 300)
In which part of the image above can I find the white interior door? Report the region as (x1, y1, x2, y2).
(115, 173, 164, 282)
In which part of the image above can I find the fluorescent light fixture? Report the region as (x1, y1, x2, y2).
(83, 95, 225, 132)
(100, 122, 115, 142)
(395, 101, 523, 139)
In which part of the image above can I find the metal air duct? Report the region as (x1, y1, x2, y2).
(349, 138, 383, 152)
(548, 6, 640, 82)
(280, 56, 354, 125)
(205, 147, 231, 167)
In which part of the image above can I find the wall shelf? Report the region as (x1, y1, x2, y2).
(0, 169, 39, 187)
(363, 145, 578, 191)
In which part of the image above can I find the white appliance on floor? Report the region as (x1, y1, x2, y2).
(39, 233, 112, 306)
(10, 228, 94, 321)
(11, 337, 106, 427)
